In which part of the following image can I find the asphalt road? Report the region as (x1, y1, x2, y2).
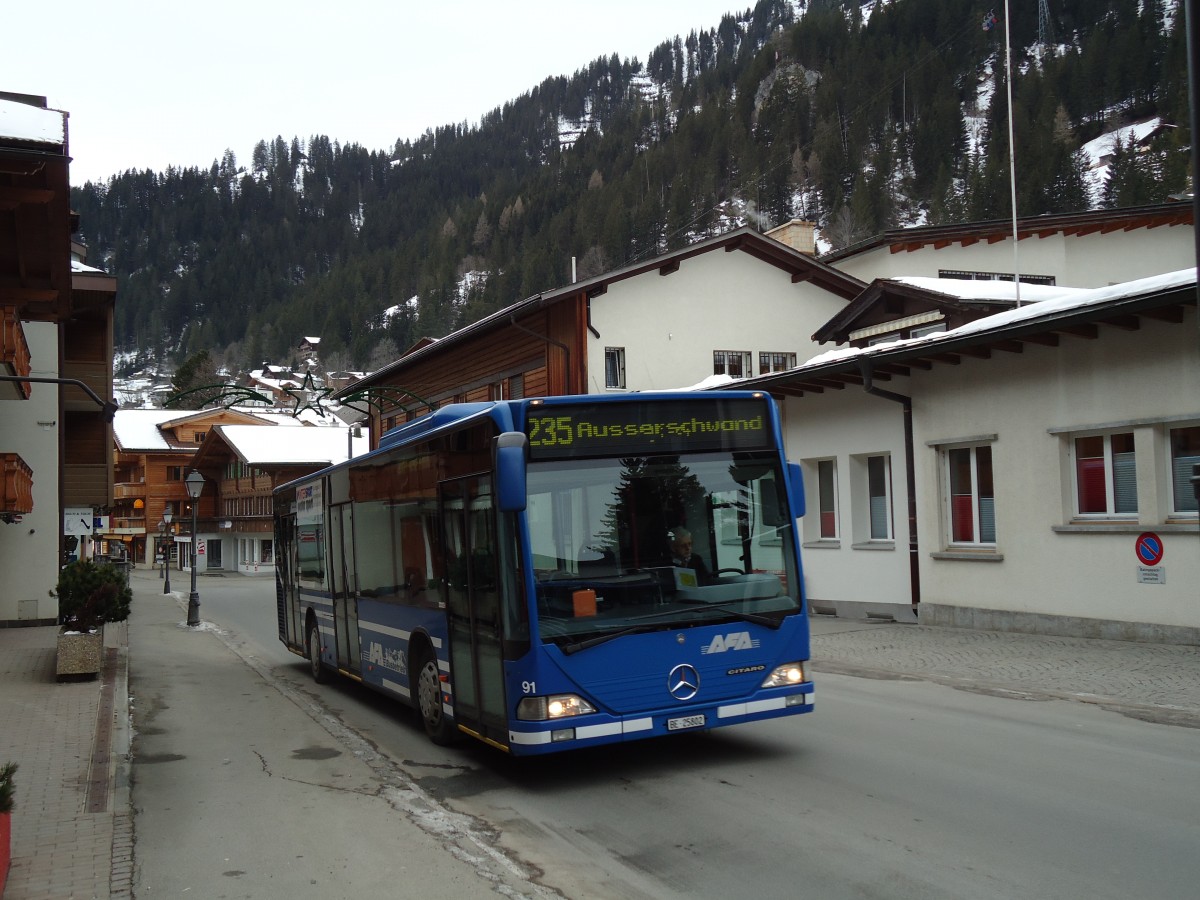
(159, 572, 1200, 900)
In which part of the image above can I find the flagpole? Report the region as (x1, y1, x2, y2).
(1004, 0, 1022, 305)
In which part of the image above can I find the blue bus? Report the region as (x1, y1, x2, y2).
(274, 391, 813, 755)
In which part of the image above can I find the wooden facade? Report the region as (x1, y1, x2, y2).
(111, 409, 277, 563)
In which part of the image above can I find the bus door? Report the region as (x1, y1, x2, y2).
(440, 476, 507, 747)
(276, 512, 301, 647)
(329, 503, 362, 675)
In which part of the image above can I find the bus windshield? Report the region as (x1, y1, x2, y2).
(526, 450, 801, 646)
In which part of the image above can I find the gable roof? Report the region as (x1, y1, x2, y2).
(113, 407, 275, 452)
(821, 201, 1194, 266)
(812, 277, 1084, 346)
(338, 226, 867, 396)
(191, 424, 364, 468)
(731, 268, 1198, 397)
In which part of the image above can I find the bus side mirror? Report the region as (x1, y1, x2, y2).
(788, 462, 805, 519)
(495, 432, 528, 512)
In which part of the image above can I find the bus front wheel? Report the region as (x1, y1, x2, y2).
(414, 648, 456, 745)
(307, 621, 329, 684)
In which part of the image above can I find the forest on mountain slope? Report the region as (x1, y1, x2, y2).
(69, 0, 1190, 377)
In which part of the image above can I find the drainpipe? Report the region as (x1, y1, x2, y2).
(509, 312, 574, 394)
(857, 358, 920, 614)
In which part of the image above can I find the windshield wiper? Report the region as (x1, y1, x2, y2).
(556, 603, 782, 655)
(671, 602, 783, 630)
(559, 623, 663, 655)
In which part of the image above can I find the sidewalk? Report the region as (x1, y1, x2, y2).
(1, 574, 1198, 900)
(0, 619, 131, 900)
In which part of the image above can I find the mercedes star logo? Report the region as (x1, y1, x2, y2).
(668, 663, 700, 700)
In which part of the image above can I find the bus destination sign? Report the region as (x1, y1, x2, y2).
(525, 398, 772, 460)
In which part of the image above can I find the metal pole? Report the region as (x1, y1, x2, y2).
(187, 499, 200, 626)
(1004, 0, 1022, 306)
(162, 509, 173, 594)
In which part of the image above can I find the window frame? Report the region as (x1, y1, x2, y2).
(941, 442, 996, 549)
(758, 351, 796, 375)
(1070, 430, 1138, 519)
(817, 458, 839, 540)
(713, 349, 752, 379)
(866, 454, 893, 541)
(604, 347, 626, 390)
(1169, 424, 1200, 517)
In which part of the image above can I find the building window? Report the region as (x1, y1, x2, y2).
(193, 431, 206, 443)
(817, 459, 838, 539)
(1170, 425, 1200, 515)
(508, 373, 524, 399)
(714, 350, 751, 378)
(946, 445, 995, 545)
(167, 466, 184, 481)
(1073, 432, 1137, 516)
(909, 322, 948, 339)
(939, 269, 1056, 286)
(759, 352, 796, 374)
(867, 455, 892, 540)
(604, 347, 626, 389)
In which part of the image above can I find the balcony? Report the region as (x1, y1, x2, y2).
(114, 482, 145, 501)
(1, 307, 32, 400)
(1, 453, 34, 515)
(109, 516, 147, 533)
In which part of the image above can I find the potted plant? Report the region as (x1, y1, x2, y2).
(0, 762, 15, 896)
(55, 560, 132, 679)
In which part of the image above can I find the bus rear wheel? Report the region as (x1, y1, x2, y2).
(414, 648, 456, 745)
(307, 621, 329, 684)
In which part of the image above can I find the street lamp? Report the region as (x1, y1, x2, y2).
(161, 506, 173, 594)
(184, 471, 205, 627)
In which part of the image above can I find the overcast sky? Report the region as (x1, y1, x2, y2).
(7, 0, 742, 185)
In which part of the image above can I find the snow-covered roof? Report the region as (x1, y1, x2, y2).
(112, 409, 189, 450)
(779, 267, 1197, 374)
(888, 277, 1087, 304)
(0, 97, 66, 145)
(213, 424, 367, 465)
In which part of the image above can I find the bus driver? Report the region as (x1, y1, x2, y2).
(668, 527, 712, 583)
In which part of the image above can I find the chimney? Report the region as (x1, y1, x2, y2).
(765, 219, 817, 255)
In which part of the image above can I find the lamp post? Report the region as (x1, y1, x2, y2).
(184, 471, 205, 627)
(161, 507, 173, 594)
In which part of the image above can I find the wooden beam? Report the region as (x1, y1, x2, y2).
(0, 186, 55, 207)
(994, 340, 1024, 353)
(929, 353, 962, 365)
(1022, 333, 1059, 347)
(1100, 314, 1140, 331)
(1059, 323, 1099, 339)
(658, 260, 679, 276)
(1141, 306, 1184, 323)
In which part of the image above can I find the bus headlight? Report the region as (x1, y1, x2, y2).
(516, 694, 597, 721)
(760, 662, 806, 688)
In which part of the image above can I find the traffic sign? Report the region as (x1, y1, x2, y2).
(1134, 532, 1164, 566)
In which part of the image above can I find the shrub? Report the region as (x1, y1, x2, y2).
(0, 762, 15, 814)
(56, 561, 132, 632)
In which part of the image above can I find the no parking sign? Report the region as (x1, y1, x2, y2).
(1135, 532, 1164, 584)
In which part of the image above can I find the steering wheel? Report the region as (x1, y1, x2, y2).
(716, 567, 745, 576)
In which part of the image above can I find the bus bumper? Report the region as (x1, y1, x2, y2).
(505, 684, 814, 755)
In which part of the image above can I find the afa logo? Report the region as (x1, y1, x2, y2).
(700, 631, 761, 654)
(366, 642, 408, 675)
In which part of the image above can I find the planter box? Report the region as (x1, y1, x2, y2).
(1, 810, 10, 897)
(56, 627, 103, 679)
